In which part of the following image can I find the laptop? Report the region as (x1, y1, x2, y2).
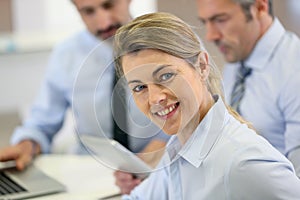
(0, 160, 65, 200)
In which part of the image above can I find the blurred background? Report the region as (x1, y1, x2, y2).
(0, 0, 299, 148)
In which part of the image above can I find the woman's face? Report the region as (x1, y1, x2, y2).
(122, 49, 211, 135)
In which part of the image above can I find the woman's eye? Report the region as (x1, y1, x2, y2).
(160, 73, 174, 81)
(132, 85, 146, 92)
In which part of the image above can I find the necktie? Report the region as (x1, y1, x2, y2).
(230, 62, 252, 114)
(112, 71, 130, 150)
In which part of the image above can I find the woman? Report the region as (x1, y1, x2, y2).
(113, 12, 300, 200)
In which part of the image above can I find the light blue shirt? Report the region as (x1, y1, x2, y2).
(123, 96, 300, 200)
(11, 30, 168, 153)
(223, 18, 300, 156)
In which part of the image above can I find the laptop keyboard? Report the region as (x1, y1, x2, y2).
(0, 172, 27, 195)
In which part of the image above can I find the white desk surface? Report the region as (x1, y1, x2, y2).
(27, 154, 121, 200)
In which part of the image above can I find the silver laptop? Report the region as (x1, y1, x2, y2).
(0, 161, 65, 200)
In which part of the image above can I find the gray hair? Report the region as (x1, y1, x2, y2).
(233, 0, 273, 20)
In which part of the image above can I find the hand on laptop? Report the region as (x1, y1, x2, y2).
(0, 140, 41, 170)
(114, 170, 142, 194)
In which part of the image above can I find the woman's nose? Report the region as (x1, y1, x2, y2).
(148, 84, 167, 106)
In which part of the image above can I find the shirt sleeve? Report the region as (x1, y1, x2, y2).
(122, 155, 169, 200)
(10, 45, 69, 153)
(226, 144, 300, 200)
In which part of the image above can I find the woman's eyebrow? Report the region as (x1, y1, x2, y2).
(128, 80, 142, 85)
(127, 64, 173, 85)
(152, 65, 172, 77)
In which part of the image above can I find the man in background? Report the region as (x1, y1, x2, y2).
(0, 0, 168, 192)
(197, 0, 300, 176)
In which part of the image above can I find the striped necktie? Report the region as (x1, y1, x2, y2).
(230, 62, 252, 114)
(112, 71, 130, 150)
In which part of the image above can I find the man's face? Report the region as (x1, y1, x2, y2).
(73, 0, 131, 40)
(197, 0, 261, 62)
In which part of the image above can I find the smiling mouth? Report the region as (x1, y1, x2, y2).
(155, 102, 180, 117)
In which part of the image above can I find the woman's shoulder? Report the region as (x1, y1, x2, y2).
(214, 116, 291, 171)
(212, 119, 299, 199)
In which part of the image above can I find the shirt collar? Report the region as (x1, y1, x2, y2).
(245, 18, 285, 70)
(165, 96, 229, 168)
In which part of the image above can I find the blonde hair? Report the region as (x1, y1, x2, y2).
(114, 12, 253, 128)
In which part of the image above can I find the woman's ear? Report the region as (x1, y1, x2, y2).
(196, 52, 210, 80)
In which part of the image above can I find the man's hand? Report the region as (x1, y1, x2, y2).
(0, 140, 41, 170)
(114, 170, 142, 194)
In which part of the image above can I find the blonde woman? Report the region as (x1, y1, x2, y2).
(113, 12, 300, 199)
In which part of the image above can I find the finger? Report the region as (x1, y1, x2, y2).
(121, 187, 131, 195)
(116, 177, 141, 190)
(120, 184, 134, 195)
(120, 181, 141, 195)
(114, 170, 124, 177)
(115, 171, 135, 181)
(16, 152, 33, 170)
(0, 146, 21, 161)
(115, 177, 133, 189)
(115, 176, 131, 187)
(133, 178, 142, 185)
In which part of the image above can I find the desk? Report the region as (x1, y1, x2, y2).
(27, 155, 120, 200)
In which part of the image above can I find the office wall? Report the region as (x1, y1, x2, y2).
(0, 52, 49, 112)
(11, 0, 156, 34)
(273, 0, 300, 36)
(11, 0, 82, 34)
(0, 0, 13, 32)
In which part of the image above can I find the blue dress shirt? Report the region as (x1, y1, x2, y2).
(11, 30, 169, 153)
(223, 18, 300, 156)
(123, 96, 300, 200)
